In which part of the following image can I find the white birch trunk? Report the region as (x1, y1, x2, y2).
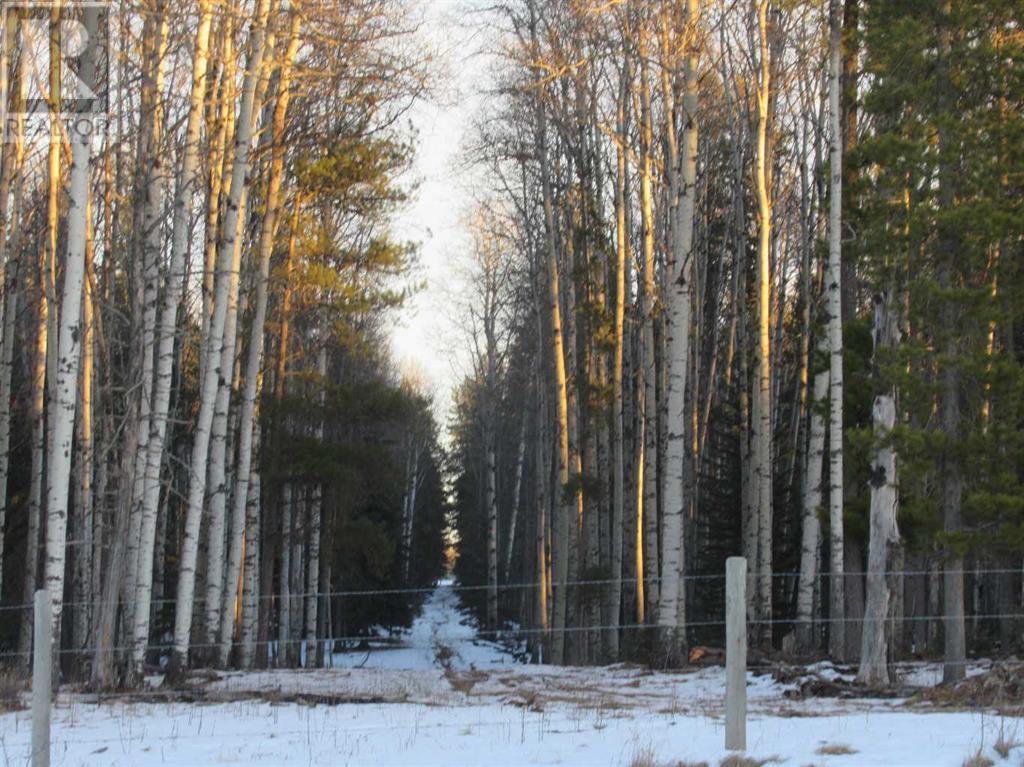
(126, 6, 171, 642)
(607, 63, 628, 660)
(797, 344, 828, 651)
(43, 4, 99, 650)
(638, 50, 659, 618)
(218, 14, 300, 664)
(504, 415, 526, 583)
(130, 0, 213, 678)
(303, 346, 326, 667)
(239, 463, 261, 668)
(171, 0, 271, 676)
(659, 0, 699, 651)
(529, 0, 571, 664)
(826, 0, 847, 661)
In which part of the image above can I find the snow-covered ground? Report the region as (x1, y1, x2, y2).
(1, 583, 1020, 767)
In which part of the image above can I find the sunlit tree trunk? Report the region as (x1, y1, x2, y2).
(131, 0, 213, 679)
(659, 0, 699, 654)
(72, 216, 96, 652)
(529, 0, 571, 665)
(126, 2, 171, 644)
(20, 10, 60, 660)
(44, 4, 101, 664)
(638, 48, 659, 619)
(607, 60, 628, 660)
(798, 339, 827, 652)
(0, 102, 24, 602)
(218, 11, 301, 666)
(753, 0, 775, 638)
(171, 0, 271, 679)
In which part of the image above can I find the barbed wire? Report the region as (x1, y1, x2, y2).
(0, 567, 1020, 613)
(1, 613, 1022, 662)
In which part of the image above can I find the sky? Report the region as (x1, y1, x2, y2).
(389, 0, 494, 435)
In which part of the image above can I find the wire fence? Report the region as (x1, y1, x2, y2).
(0, 568, 1019, 666)
(1, 567, 1020, 613)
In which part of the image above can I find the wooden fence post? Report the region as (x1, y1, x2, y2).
(725, 557, 747, 751)
(31, 589, 51, 767)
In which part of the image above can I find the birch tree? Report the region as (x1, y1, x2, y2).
(826, 0, 846, 661)
(170, 0, 271, 679)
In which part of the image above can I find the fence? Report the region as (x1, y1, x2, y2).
(14, 564, 1023, 763)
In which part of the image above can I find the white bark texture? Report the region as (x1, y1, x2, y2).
(131, 1, 213, 676)
(43, 5, 99, 647)
(639, 50, 659, 617)
(239, 464, 261, 668)
(658, 1, 699, 650)
(530, 2, 571, 664)
(857, 394, 898, 686)
(797, 344, 828, 651)
(303, 346, 327, 666)
(826, 0, 847, 661)
(171, 0, 271, 674)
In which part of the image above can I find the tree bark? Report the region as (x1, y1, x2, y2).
(170, 0, 271, 679)
(754, 0, 775, 640)
(131, 0, 213, 679)
(826, 0, 847, 662)
(217, 11, 301, 666)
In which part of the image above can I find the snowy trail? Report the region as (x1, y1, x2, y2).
(329, 580, 520, 671)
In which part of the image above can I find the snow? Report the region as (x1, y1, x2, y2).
(326, 581, 521, 671)
(1, 582, 1019, 767)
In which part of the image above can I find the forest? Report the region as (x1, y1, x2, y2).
(0, 0, 1021, 697)
(449, 0, 1024, 688)
(0, 0, 448, 686)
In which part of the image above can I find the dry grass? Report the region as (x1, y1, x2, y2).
(718, 756, 783, 767)
(960, 750, 994, 767)
(993, 725, 1021, 759)
(0, 667, 23, 713)
(921, 663, 1024, 711)
(815, 743, 859, 756)
(625, 748, 708, 767)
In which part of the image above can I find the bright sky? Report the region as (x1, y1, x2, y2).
(390, 0, 493, 433)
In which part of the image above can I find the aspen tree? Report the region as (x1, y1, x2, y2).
(218, 7, 301, 666)
(753, 0, 774, 635)
(304, 345, 326, 665)
(131, 0, 214, 679)
(659, 0, 699, 652)
(608, 57, 628, 659)
(528, 0, 571, 665)
(637, 43, 659, 618)
(20, 5, 61, 660)
(44, 3, 101, 668)
(171, 0, 272, 679)
(826, 0, 846, 661)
